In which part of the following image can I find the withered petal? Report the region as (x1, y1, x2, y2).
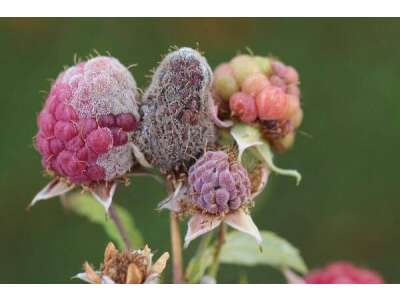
(90, 182, 117, 213)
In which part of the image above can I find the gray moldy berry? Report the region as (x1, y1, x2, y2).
(136, 47, 217, 174)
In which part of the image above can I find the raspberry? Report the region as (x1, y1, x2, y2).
(34, 56, 140, 185)
(304, 262, 384, 284)
(212, 54, 303, 153)
(188, 151, 251, 215)
(136, 47, 217, 173)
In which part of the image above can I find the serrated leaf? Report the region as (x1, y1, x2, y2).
(219, 230, 307, 274)
(65, 192, 144, 249)
(230, 123, 301, 184)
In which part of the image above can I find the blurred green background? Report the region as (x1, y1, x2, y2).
(0, 18, 399, 283)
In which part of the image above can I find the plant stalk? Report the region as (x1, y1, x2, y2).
(208, 223, 226, 279)
(170, 212, 184, 283)
(109, 205, 133, 250)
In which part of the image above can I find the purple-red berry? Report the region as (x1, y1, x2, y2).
(188, 151, 251, 215)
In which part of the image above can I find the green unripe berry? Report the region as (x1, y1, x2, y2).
(230, 55, 261, 85)
(213, 63, 239, 101)
(254, 56, 272, 75)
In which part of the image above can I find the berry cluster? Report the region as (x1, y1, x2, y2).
(35, 56, 139, 185)
(188, 151, 251, 215)
(213, 54, 303, 152)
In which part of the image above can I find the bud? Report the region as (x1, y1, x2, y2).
(213, 63, 239, 101)
(229, 92, 258, 123)
(76, 242, 170, 284)
(31, 56, 140, 211)
(136, 47, 217, 173)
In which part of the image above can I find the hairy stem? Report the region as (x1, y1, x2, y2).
(208, 223, 226, 279)
(109, 205, 132, 250)
(170, 212, 184, 283)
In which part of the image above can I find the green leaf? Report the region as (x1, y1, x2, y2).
(65, 192, 144, 250)
(219, 230, 308, 274)
(185, 234, 214, 283)
(230, 123, 301, 184)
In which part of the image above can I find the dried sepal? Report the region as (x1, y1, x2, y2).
(126, 263, 143, 284)
(29, 178, 75, 208)
(184, 214, 222, 248)
(90, 182, 117, 212)
(224, 208, 262, 244)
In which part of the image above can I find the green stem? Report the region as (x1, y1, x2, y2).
(109, 205, 133, 250)
(208, 223, 225, 279)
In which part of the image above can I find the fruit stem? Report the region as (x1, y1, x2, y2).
(208, 223, 226, 279)
(170, 212, 184, 283)
(109, 205, 133, 250)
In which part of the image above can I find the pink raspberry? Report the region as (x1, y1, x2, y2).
(35, 56, 140, 185)
(229, 92, 258, 123)
(304, 262, 384, 284)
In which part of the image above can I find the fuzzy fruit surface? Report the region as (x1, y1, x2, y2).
(137, 48, 217, 173)
(188, 151, 251, 215)
(35, 56, 139, 184)
(304, 262, 384, 284)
